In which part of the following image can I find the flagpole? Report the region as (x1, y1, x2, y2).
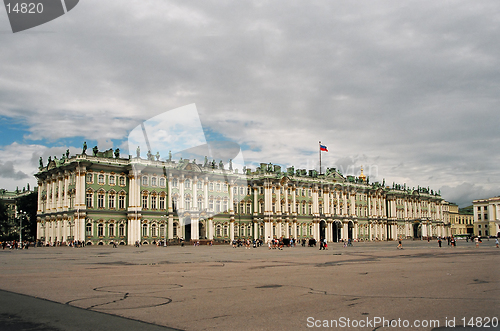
(319, 141, 322, 175)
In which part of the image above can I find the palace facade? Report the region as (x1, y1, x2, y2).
(35, 149, 448, 245)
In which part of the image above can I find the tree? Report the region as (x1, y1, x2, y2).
(0, 201, 9, 240)
(16, 192, 37, 242)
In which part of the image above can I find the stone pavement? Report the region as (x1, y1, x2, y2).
(0, 240, 498, 330)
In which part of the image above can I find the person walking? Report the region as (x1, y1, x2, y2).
(397, 238, 403, 249)
(495, 238, 499, 248)
(438, 237, 442, 247)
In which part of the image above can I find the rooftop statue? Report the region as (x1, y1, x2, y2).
(82, 141, 87, 155)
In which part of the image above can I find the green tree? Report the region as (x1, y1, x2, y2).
(16, 192, 37, 242)
(0, 201, 9, 240)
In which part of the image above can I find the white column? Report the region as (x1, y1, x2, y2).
(230, 221, 234, 241)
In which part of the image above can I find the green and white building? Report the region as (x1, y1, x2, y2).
(35, 148, 448, 245)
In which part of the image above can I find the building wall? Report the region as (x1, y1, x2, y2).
(36, 153, 447, 245)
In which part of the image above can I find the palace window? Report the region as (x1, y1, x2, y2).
(216, 224, 221, 237)
(216, 200, 221, 213)
(159, 177, 166, 187)
(260, 202, 264, 214)
(173, 223, 178, 237)
(197, 181, 203, 190)
(159, 196, 165, 210)
(197, 198, 203, 210)
(151, 177, 157, 186)
(185, 179, 191, 189)
(246, 203, 251, 214)
(119, 176, 125, 186)
(172, 197, 178, 211)
(209, 182, 214, 191)
(86, 223, 92, 236)
(223, 225, 228, 237)
(160, 224, 165, 238)
(109, 223, 115, 237)
(142, 195, 148, 209)
(142, 176, 148, 186)
(118, 195, 125, 209)
(223, 183, 228, 192)
(260, 187, 264, 194)
(86, 173, 93, 183)
(151, 195, 157, 209)
(98, 193, 105, 208)
(272, 203, 276, 213)
(109, 194, 115, 209)
(151, 224, 157, 237)
(119, 224, 125, 236)
(142, 224, 148, 237)
(239, 187, 244, 195)
(172, 178, 178, 187)
(216, 183, 221, 192)
(109, 175, 115, 185)
(209, 198, 214, 211)
(86, 192, 93, 208)
(223, 199, 228, 212)
(185, 195, 191, 210)
(98, 223, 104, 237)
(98, 174, 105, 185)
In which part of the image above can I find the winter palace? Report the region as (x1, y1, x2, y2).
(35, 147, 448, 245)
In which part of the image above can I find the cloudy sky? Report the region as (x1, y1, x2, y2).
(0, 0, 499, 207)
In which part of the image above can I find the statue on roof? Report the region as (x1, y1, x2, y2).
(66, 149, 70, 159)
(136, 146, 140, 158)
(39, 157, 43, 168)
(203, 156, 208, 167)
(219, 160, 224, 170)
(156, 151, 160, 161)
(48, 156, 51, 163)
(229, 159, 233, 171)
(93, 146, 98, 156)
(114, 148, 120, 158)
(168, 150, 172, 162)
(82, 141, 87, 155)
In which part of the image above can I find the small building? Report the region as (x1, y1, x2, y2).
(473, 196, 500, 238)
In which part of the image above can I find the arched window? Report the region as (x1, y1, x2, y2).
(86, 191, 93, 208)
(86, 223, 92, 236)
(159, 177, 166, 187)
(185, 179, 191, 188)
(109, 223, 115, 237)
(98, 223, 104, 236)
(160, 224, 165, 238)
(197, 197, 203, 210)
(142, 223, 148, 237)
(119, 224, 125, 236)
(185, 195, 191, 210)
(172, 178, 178, 187)
(151, 224, 157, 237)
(109, 175, 115, 185)
(151, 177, 157, 186)
(142, 176, 148, 186)
(98, 192, 105, 208)
(216, 224, 222, 237)
(98, 174, 105, 184)
(151, 195, 157, 209)
(86, 173, 93, 183)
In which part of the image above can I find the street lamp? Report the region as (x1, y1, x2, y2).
(18, 209, 26, 245)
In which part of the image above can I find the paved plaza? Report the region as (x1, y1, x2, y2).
(0, 240, 498, 330)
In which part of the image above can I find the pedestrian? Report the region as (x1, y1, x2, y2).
(495, 238, 499, 248)
(397, 238, 403, 249)
(438, 237, 442, 247)
(475, 236, 479, 248)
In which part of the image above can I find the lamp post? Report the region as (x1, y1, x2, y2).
(18, 209, 25, 245)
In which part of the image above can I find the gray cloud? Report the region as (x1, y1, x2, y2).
(0, 0, 499, 205)
(0, 161, 29, 180)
